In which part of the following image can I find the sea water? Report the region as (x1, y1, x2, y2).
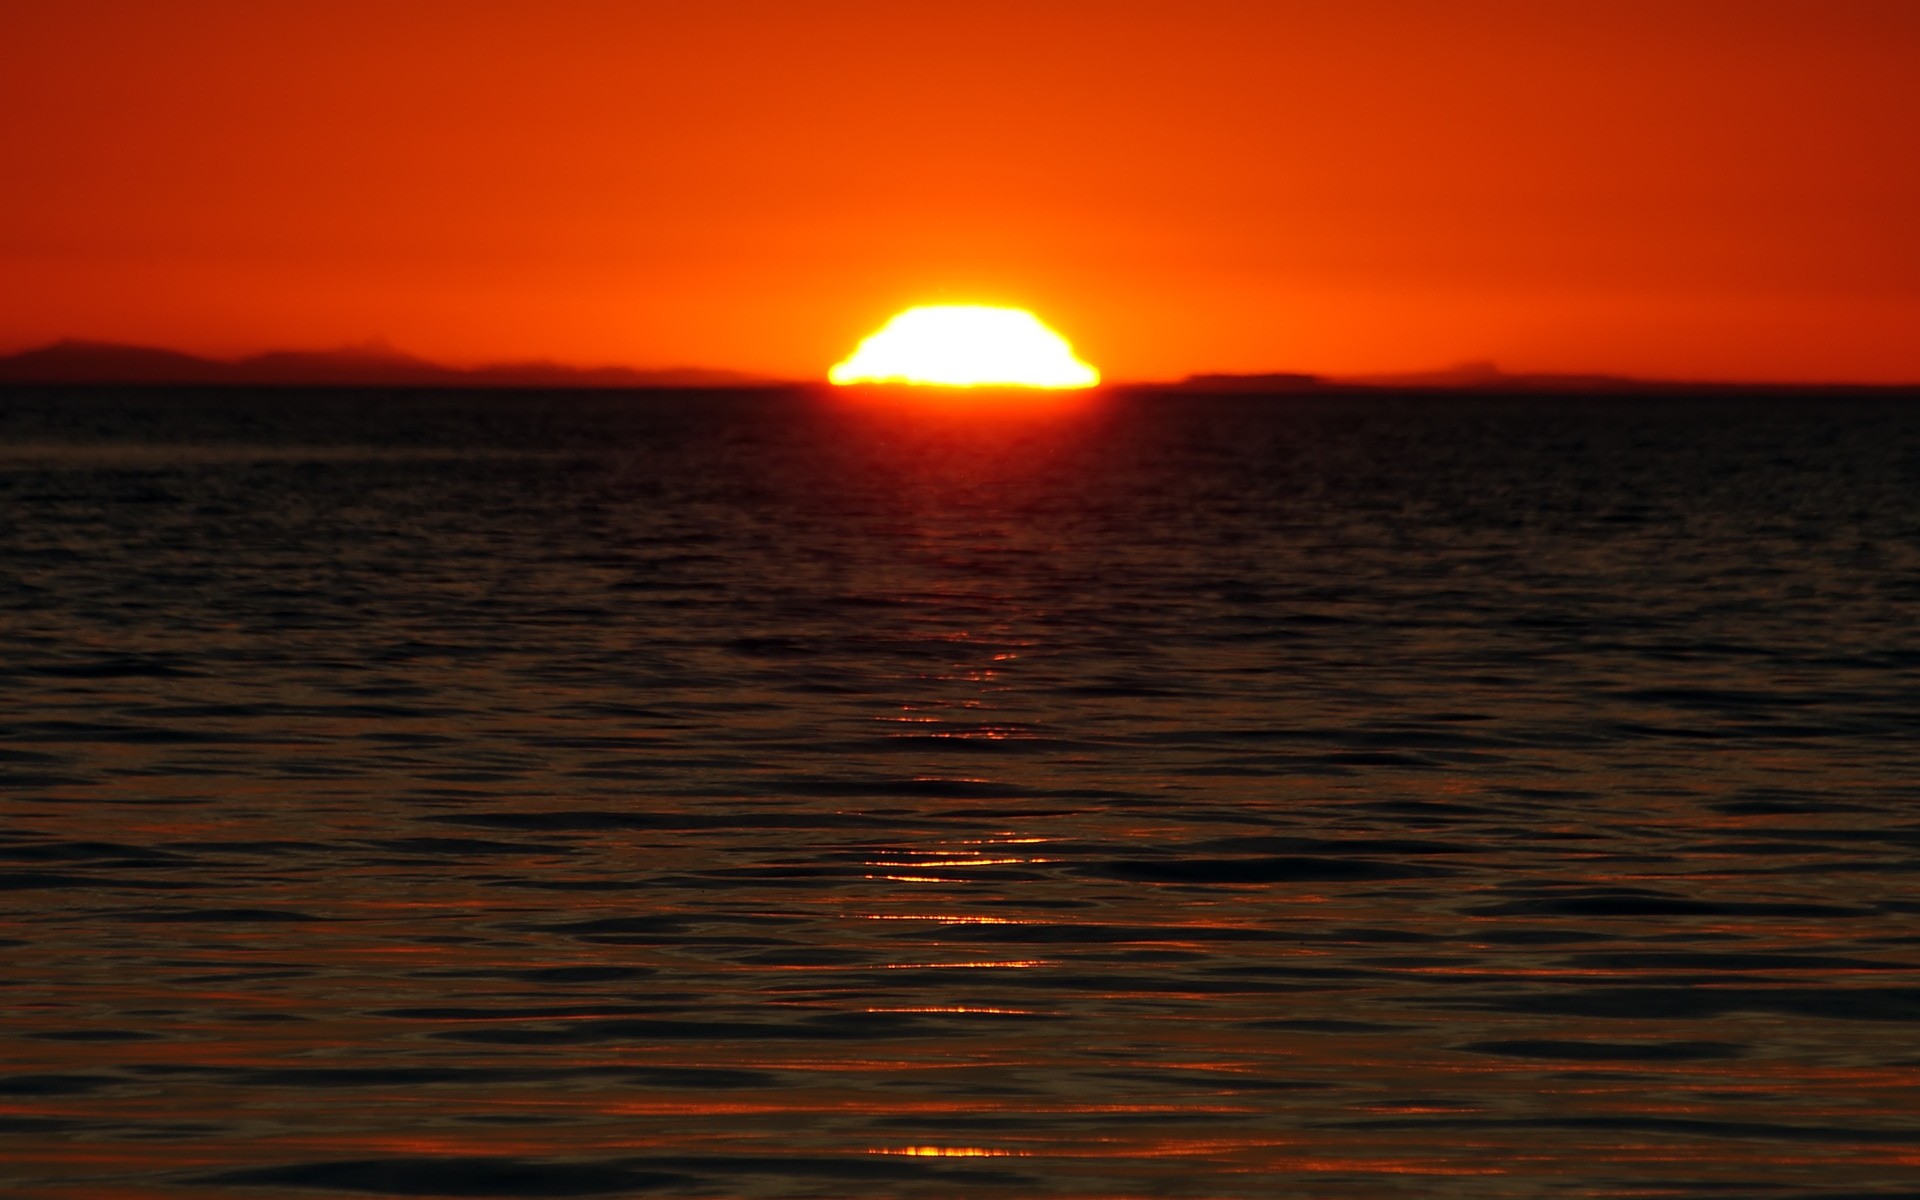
(2, 386, 1917, 1197)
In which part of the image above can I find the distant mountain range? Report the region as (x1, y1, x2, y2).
(1171, 361, 1914, 393)
(1329, 361, 1685, 391)
(0, 339, 787, 389)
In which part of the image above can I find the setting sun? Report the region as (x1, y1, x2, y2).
(829, 305, 1100, 389)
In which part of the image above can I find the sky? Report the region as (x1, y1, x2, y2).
(2, 0, 1916, 382)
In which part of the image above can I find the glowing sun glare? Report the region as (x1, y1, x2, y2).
(829, 305, 1100, 389)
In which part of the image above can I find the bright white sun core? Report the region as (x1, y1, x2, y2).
(829, 305, 1100, 389)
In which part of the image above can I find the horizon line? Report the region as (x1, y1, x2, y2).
(1, 337, 1917, 393)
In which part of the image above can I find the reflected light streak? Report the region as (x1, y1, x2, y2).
(907, 730, 1022, 740)
(867, 856, 1046, 867)
(871, 1146, 1025, 1158)
(882, 959, 1048, 969)
(860, 914, 1033, 924)
(866, 1006, 1037, 1014)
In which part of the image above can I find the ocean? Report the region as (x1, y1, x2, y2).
(2, 385, 1917, 1198)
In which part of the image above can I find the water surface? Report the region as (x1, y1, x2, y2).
(3, 386, 1918, 1197)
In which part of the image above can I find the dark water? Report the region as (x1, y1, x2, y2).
(3, 385, 1918, 1198)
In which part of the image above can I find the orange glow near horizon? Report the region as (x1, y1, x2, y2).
(829, 306, 1099, 389)
(1, 2, 1918, 382)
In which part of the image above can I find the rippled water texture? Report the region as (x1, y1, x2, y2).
(3, 386, 1919, 1198)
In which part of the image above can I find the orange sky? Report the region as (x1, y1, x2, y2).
(3, 0, 1916, 382)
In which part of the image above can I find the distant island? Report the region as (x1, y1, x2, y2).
(1167, 362, 1646, 392)
(1166, 361, 1915, 394)
(0, 339, 788, 389)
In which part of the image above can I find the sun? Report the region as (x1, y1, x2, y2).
(829, 305, 1100, 389)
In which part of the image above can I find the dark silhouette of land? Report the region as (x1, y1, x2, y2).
(0, 340, 786, 389)
(1165, 360, 1917, 394)
(2, 341, 1913, 393)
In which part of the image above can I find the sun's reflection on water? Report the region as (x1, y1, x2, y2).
(860, 914, 1032, 924)
(870, 1145, 1026, 1158)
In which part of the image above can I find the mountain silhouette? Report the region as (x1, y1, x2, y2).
(1334, 361, 1642, 390)
(1174, 372, 1324, 392)
(1163, 362, 1912, 393)
(0, 340, 232, 383)
(0, 339, 786, 388)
